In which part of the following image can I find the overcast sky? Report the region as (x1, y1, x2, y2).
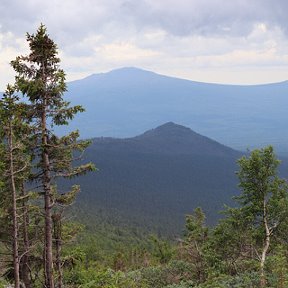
(0, 0, 288, 89)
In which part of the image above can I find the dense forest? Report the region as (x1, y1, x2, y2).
(1, 25, 288, 288)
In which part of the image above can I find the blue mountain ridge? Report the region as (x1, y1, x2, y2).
(2, 67, 287, 154)
(60, 67, 288, 155)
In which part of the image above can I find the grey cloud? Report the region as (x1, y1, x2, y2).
(0, 0, 41, 33)
(1, 0, 288, 40)
(1, 0, 288, 60)
(118, 0, 288, 37)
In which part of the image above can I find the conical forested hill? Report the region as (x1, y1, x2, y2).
(68, 123, 244, 235)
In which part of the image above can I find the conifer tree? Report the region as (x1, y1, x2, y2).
(11, 24, 94, 288)
(0, 85, 31, 288)
(183, 207, 208, 283)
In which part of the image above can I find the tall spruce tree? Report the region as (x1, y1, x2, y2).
(11, 24, 94, 288)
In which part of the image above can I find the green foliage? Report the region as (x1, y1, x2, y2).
(236, 146, 288, 229)
(208, 146, 288, 286)
(65, 268, 144, 288)
(266, 245, 288, 287)
(2, 24, 288, 288)
(57, 146, 288, 287)
(0, 278, 9, 288)
(0, 24, 95, 287)
(196, 271, 260, 288)
(139, 260, 195, 288)
(150, 235, 174, 264)
(11, 24, 96, 187)
(179, 208, 209, 283)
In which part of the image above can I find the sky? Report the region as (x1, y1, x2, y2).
(0, 0, 288, 89)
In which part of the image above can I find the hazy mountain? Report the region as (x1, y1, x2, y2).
(68, 122, 244, 235)
(60, 67, 288, 155)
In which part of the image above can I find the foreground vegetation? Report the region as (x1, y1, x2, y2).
(0, 25, 288, 288)
(58, 146, 288, 288)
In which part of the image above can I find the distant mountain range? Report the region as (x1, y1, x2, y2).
(67, 122, 244, 235)
(2, 67, 287, 154)
(59, 67, 288, 155)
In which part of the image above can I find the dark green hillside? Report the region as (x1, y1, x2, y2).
(67, 123, 243, 235)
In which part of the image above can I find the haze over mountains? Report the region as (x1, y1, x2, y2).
(61, 67, 288, 155)
(3, 67, 288, 232)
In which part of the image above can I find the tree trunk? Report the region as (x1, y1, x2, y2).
(44, 185, 54, 288)
(260, 200, 270, 288)
(53, 213, 63, 288)
(42, 103, 54, 288)
(20, 184, 31, 288)
(260, 238, 269, 287)
(8, 124, 20, 288)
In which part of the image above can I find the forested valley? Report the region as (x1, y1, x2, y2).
(1, 25, 288, 288)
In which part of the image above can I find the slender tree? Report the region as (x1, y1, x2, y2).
(19, 183, 32, 288)
(52, 184, 80, 288)
(0, 85, 31, 288)
(236, 146, 288, 287)
(183, 207, 208, 283)
(11, 24, 94, 287)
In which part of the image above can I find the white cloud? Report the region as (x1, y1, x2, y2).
(0, 32, 28, 89)
(95, 42, 160, 61)
(1, 0, 288, 88)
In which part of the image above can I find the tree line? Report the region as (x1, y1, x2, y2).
(60, 146, 288, 288)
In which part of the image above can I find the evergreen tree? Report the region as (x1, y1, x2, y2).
(11, 24, 94, 287)
(0, 85, 31, 288)
(182, 207, 208, 283)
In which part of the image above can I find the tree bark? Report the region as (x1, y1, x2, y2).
(42, 101, 54, 288)
(8, 123, 20, 288)
(20, 183, 31, 288)
(260, 200, 270, 288)
(53, 213, 63, 288)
